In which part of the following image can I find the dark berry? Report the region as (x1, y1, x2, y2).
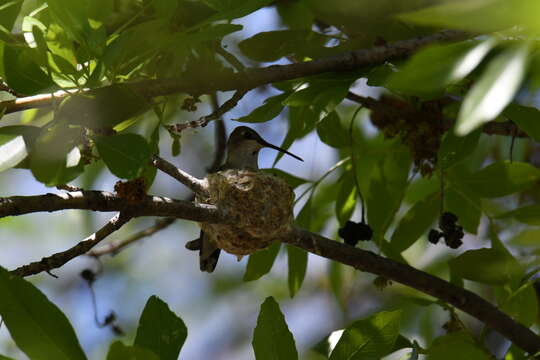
(356, 222, 373, 241)
(428, 229, 443, 244)
(338, 221, 359, 246)
(439, 212, 458, 233)
(80, 269, 96, 283)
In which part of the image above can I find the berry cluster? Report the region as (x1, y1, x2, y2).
(428, 212, 464, 249)
(370, 96, 445, 177)
(181, 96, 201, 112)
(338, 221, 373, 247)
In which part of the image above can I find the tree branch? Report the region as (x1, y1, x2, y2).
(284, 228, 540, 356)
(0, 30, 467, 115)
(88, 217, 176, 257)
(3, 187, 539, 354)
(166, 89, 248, 133)
(151, 155, 208, 196)
(0, 190, 222, 223)
(11, 212, 132, 277)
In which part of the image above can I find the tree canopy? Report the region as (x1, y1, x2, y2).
(1, 0, 540, 359)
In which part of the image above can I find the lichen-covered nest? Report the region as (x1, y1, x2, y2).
(198, 169, 295, 255)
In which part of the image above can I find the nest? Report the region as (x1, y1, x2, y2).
(199, 169, 295, 255)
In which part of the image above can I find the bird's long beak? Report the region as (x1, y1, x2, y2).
(259, 139, 303, 162)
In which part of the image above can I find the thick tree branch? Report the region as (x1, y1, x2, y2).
(0, 30, 467, 115)
(283, 228, 540, 356)
(11, 212, 132, 277)
(3, 187, 539, 354)
(0, 190, 222, 222)
(151, 155, 209, 196)
(88, 217, 176, 257)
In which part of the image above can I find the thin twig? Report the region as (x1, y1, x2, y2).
(11, 213, 132, 277)
(216, 45, 246, 71)
(151, 155, 208, 196)
(88, 217, 176, 257)
(166, 89, 248, 133)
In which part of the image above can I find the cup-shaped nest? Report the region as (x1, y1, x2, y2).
(199, 169, 295, 255)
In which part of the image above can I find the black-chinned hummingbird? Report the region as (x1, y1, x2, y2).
(186, 126, 303, 272)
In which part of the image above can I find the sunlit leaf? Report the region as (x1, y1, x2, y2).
(387, 39, 495, 96)
(329, 310, 401, 360)
(455, 43, 530, 135)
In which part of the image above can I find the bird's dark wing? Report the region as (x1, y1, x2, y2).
(199, 230, 221, 273)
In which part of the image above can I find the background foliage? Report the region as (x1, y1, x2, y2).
(1, 0, 540, 359)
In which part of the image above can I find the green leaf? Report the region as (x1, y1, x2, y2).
(459, 161, 540, 198)
(276, 0, 314, 30)
(0, 266, 86, 360)
(510, 228, 540, 247)
(106, 341, 159, 360)
(449, 248, 522, 285)
(497, 204, 540, 225)
(252, 297, 298, 360)
(499, 282, 538, 327)
(283, 83, 350, 113)
(0, 0, 22, 31)
(46, 0, 90, 43)
(243, 242, 281, 281)
(390, 192, 440, 253)
(202, 0, 273, 23)
(438, 128, 481, 169)
(398, 0, 540, 34)
(444, 186, 481, 234)
(455, 43, 530, 135)
(0, 125, 40, 172)
(57, 85, 151, 128)
(329, 310, 401, 360)
(95, 134, 152, 179)
(426, 331, 490, 360)
(287, 245, 307, 298)
(366, 142, 412, 241)
(3, 45, 52, 95)
(235, 93, 289, 123)
(335, 169, 357, 226)
(317, 111, 349, 148)
(503, 104, 540, 142)
(134, 296, 187, 360)
(29, 125, 84, 185)
(239, 30, 327, 62)
(387, 39, 495, 96)
(261, 168, 307, 189)
(0, 355, 15, 360)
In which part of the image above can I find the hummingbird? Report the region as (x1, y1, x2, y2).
(186, 126, 303, 272)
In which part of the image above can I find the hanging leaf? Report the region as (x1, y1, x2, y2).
(235, 93, 289, 123)
(0, 266, 87, 360)
(134, 296, 187, 360)
(438, 128, 482, 169)
(335, 169, 357, 226)
(387, 39, 495, 97)
(95, 134, 152, 179)
(243, 242, 281, 281)
(317, 111, 349, 148)
(455, 43, 530, 135)
(426, 331, 490, 359)
(329, 310, 401, 360)
(503, 104, 540, 142)
(497, 204, 540, 226)
(449, 248, 522, 285)
(458, 161, 540, 198)
(287, 245, 307, 298)
(252, 297, 298, 360)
